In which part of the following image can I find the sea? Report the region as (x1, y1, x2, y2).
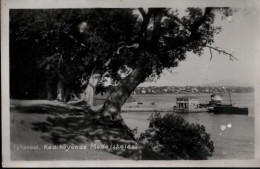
(121, 93, 254, 159)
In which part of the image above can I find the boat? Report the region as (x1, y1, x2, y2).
(207, 93, 248, 115)
(209, 105, 248, 115)
(173, 108, 208, 113)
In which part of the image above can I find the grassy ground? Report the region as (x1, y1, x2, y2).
(10, 100, 143, 160)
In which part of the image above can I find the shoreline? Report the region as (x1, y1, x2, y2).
(121, 108, 208, 113)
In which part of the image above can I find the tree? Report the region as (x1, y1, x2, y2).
(10, 8, 234, 115)
(10, 9, 78, 100)
(10, 9, 139, 107)
(9, 9, 111, 102)
(138, 113, 214, 160)
(77, 9, 141, 108)
(99, 8, 234, 122)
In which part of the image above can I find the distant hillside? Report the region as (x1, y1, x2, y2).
(203, 79, 253, 87)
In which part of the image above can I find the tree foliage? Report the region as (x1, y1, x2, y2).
(10, 9, 110, 98)
(10, 8, 233, 99)
(138, 113, 214, 160)
(99, 8, 234, 122)
(117, 8, 230, 79)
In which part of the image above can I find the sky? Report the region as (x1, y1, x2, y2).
(139, 7, 259, 87)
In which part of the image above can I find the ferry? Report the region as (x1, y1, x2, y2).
(207, 93, 248, 115)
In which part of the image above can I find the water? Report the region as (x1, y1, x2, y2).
(122, 93, 254, 159)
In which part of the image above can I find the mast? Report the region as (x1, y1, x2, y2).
(228, 90, 232, 105)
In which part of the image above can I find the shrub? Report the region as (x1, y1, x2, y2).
(138, 113, 214, 160)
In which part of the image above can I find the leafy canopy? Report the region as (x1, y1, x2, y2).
(10, 8, 232, 97)
(138, 113, 214, 160)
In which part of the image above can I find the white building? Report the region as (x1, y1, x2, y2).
(176, 96, 199, 110)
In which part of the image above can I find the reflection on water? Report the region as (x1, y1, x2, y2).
(122, 93, 254, 159)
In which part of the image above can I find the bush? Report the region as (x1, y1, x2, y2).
(138, 113, 214, 160)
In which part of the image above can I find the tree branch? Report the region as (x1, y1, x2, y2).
(138, 8, 146, 18)
(168, 14, 189, 30)
(62, 31, 86, 47)
(206, 45, 237, 61)
(116, 43, 139, 54)
(103, 58, 111, 67)
(149, 9, 164, 51)
(137, 9, 152, 43)
(189, 7, 214, 40)
(209, 47, 213, 61)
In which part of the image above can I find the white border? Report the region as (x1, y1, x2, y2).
(2, 0, 260, 167)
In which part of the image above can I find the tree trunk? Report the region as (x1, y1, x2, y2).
(66, 70, 102, 107)
(102, 66, 147, 120)
(46, 80, 53, 100)
(84, 71, 102, 108)
(57, 79, 65, 102)
(64, 87, 71, 103)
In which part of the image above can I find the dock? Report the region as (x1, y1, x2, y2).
(121, 107, 208, 113)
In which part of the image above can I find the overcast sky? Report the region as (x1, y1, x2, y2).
(139, 7, 259, 87)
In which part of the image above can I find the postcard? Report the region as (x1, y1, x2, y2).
(1, 0, 260, 167)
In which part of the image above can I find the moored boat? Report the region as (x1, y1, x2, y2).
(209, 106, 248, 115)
(207, 93, 248, 115)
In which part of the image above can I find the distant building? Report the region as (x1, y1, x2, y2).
(191, 87, 198, 93)
(174, 89, 180, 93)
(141, 89, 146, 94)
(163, 88, 168, 92)
(176, 96, 199, 110)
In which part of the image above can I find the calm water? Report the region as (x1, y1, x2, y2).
(122, 93, 254, 159)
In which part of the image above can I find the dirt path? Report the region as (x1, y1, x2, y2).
(10, 100, 138, 160)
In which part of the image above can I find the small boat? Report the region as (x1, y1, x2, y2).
(207, 93, 248, 115)
(137, 99, 143, 104)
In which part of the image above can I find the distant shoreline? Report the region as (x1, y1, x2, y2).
(131, 91, 254, 95)
(132, 86, 254, 95)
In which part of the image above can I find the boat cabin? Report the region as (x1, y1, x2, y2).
(209, 94, 222, 106)
(176, 96, 199, 110)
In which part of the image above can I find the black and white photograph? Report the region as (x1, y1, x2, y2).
(1, 0, 260, 167)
